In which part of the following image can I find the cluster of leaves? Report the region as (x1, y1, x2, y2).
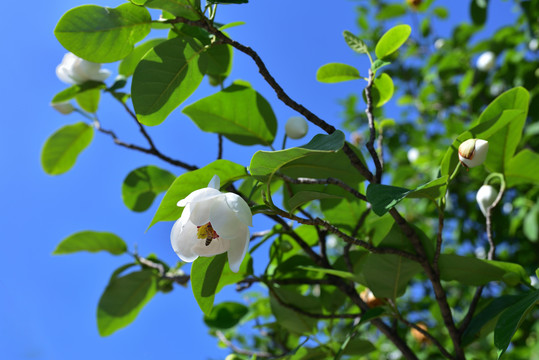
(45, 0, 539, 359)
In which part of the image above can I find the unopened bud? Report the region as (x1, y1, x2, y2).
(434, 38, 445, 50)
(476, 184, 498, 217)
(458, 139, 488, 168)
(360, 289, 383, 308)
(285, 117, 308, 139)
(476, 51, 496, 71)
(411, 322, 431, 345)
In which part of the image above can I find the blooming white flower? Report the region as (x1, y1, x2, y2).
(476, 51, 496, 71)
(434, 38, 445, 50)
(407, 147, 420, 163)
(56, 53, 111, 85)
(285, 117, 308, 139)
(476, 184, 498, 217)
(50, 101, 74, 115)
(170, 175, 252, 273)
(458, 139, 489, 168)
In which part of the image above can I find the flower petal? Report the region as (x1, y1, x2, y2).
(224, 193, 253, 227)
(191, 236, 230, 257)
(170, 205, 199, 262)
(208, 175, 220, 190)
(209, 196, 245, 239)
(226, 227, 250, 273)
(177, 187, 221, 207)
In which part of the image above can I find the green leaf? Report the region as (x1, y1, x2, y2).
(316, 63, 361, 83)
(494, 290, 539, 359)
(433, 6, 449, 19)
(438, 254, 528, 286)
(75, 88, 100, 113)
(183, 82, 276, 146)
(362, 254, 422, 299)
(199, 43, 233, 77)
(207, 0, 248, 3)
(375, 24, 411, 59)
(366, 176, 448, 216)
(470, 0, 489, 26)
(55, 3, 152, 63)
(288, 191, 342, 213)
(132, 36, 205, 126)
(298, 266, 362, 283)
(370, 73, 394, 107)
(97, 270, 157, 336)
(122, 165, 176, 212)
(191, 253, 252, 315)
(342, 31, 368, 54)
(53, 231, 127, 255)
(269, 286, 320, 334)
(149, 160, 246, 229)
(119, 38, 167, 77)
(371, 59, 391, 73)
(320, 186, 366, 234)
(375, 3, 406, 20)
(41, 122, 94, 175)
(51, 81, 106, 104)
(249, 131, 346, 181)
(477, 87, 530, 125)
(523, 203, 539, 242)
(144, 0, 201, 20)
(505, 150, 539, 187)
(203, 301, 249, 329)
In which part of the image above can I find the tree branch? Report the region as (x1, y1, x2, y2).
(279, 174, 367, 201)
(364, 69, 383, 183)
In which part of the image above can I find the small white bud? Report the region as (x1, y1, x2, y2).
(476, 51, 496, 71)
(458, 139, 489, 168)
(434, 38, 445, 50)
(529, 38, 539, 52)
(407, 147, 420, 163)
(285, 117, 308, 139)
(50, 101, 75, 115)
(476, 184, 498, 217)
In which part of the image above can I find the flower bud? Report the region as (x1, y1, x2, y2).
(56, 53, 111, 85)
(434, 38, 445, 50)
(476, 51, 496, 71)
(458, 139, 489, 168)
(406, 0, 422, 9)
(285, 117, 308, 139)
(411, 322, 431, 345)
(360, 289, 383, 308)
(50, 101, 75, 115)
(476, 184, 498, 217)
(407, 147, 420, 163)
(529, 39, 539, 52)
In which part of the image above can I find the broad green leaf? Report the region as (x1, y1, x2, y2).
(269, 286, 320, 334)
(470, 0, 489, 26)
(55, 3, 152, 63)
(366, 176, 448, 216)
(484, 115, 528, 173)
(191, 253, 252, 315)
(375, 4, 406, 20)
(148, 160, 246, 228)
(144, 0, 201, 20)
(321, 186, 366, 234)
(375, 24, 411, 59)
(343, 31, 368, 54)
(316, 63, 361, 83)
(433, 6, 449, 19)
(41, 122, 94, 175)
(203, 302, 249, 329)
(371, 59, 391, 72)
(51, 81, 106, 104)
(132, 37, 205, 126)
(122, 165, 176, 212)
(523, 203, 539, 242)
(199, 43, 233, 77)
(371, 73, 394, 107)
(439, 254, 528, 286)
(461, 294, 525, 346)
(362, 254, 422, 299)
(183, 82, 276, 146)
(97, 270, 157, 336)
(53, 231, 127, 255)
(495, 290, 539, 359)
(119, 38, 166, 77)
(207, 0, 248, 3)
(339, 339, 376, 357)
(505, 149, 539, 186)
(298, 266, 362, 283)
(249, 131, 346, 181)
(288, 191, 342, 212)
(476, 87, 530, 125)
(75, 88, 100, 113)
(371, 220, 435, 261)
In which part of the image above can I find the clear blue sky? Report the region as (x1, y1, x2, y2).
(0, 1, 517, 359)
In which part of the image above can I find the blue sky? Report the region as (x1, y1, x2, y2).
(0, 1, 518, 359)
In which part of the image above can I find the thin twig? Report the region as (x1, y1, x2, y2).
(216, 331, 273, 358)
(398, 317, 455, 360)
(458, 285, 484, 333)
(364, 69, 383, 183)
(135, 255, 190, 285)
(279, 174, 367, 202)
(217, 134, 223, 159)
(433, 206, 444, 272)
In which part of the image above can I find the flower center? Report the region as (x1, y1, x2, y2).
(196, 222, 219, 246)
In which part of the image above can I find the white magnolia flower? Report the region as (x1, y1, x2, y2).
(458, 139, 489, 168)
(50, 101, 74, 115)
(434, 38, 445, 50)
(170, 175, 252, 273)
(285, 117, 308, 139)
(476, 184, 498, 217)
(56, 53, 111, 85)
(407, 147, 420, 163)
(476, 51, 496, 71)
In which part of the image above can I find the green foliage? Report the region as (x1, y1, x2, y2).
(316, 63, 361, 83)
(119, 38, 167, 77)
(51, 81, 106, 104)
(203, 301, 249, 329)
(343, 30, 369, 54)
(53, 231, 127, 255)
(144, 0, 201, 20)
(41, 122, 94, 175)
(374, 24, 411, 59)
(55, 3, 152, 63)
(122, 165, 176, 212)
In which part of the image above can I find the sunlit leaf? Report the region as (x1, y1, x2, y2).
(122, 165, 176, 212)
(375, 24, 411, 59)
(316, 63, 361, 83)
(53, 231, 127, 255)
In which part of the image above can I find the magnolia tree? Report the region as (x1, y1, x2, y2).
(45, 0, 539, 359)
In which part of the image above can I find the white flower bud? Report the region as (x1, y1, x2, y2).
(434, 38, 445, 50)
(458, 139, 489, 168)
(529, 39, 539, 52)
(285, 117, 308, 139)
(407, 147, 420, 163)
(56, 53, 111, 85)
(50, 101, 75, 115)
(476, 51, 496, 71)
(476, 184, 498, 217)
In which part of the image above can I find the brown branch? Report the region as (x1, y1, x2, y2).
(398, 317, 455, 360)
(279, 174, 367, 202)
(135, 255, 190, 285)
(364, 69, 383, 183)
(433, 207, 444, 272)
(217, 134, 223, 159)
(458, 285, 484, 333)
